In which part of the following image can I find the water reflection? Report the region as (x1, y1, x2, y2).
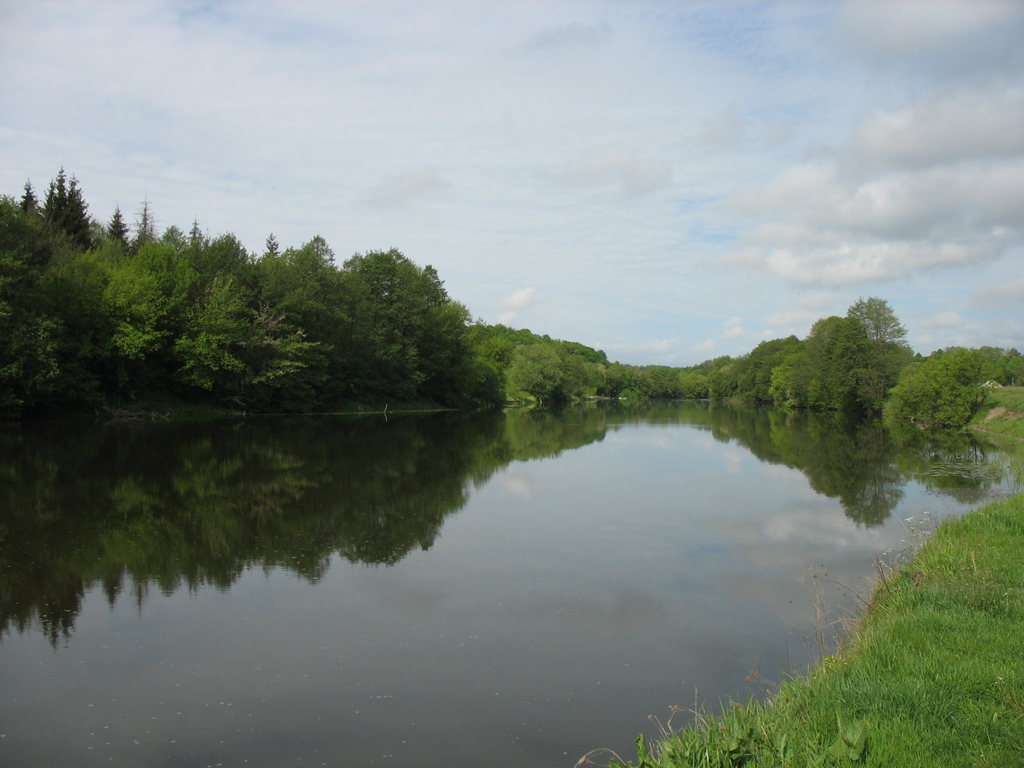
(0, 403, 1012, 648)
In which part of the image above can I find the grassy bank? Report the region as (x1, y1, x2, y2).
(601, 394, 1024, 768)
(971, 385, 1024, 440)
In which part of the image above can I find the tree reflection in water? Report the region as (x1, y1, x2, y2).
(0, 403, 1011, 646)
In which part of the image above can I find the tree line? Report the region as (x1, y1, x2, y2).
(2, 170, 510, 415)
(594, 299, 1019, 430)
(2, 169, 1016, 427)
(485, 291, 1019, 431)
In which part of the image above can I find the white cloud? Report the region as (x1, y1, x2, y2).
(363, 165, 448, 208)
(723, 316, 747, 339)
(920, 311, 965, 330)
(725, 88, 1024, 287)
(728, 164, 835, 217)
(602, 337, 680, 361)
(762, 239, 999, 287)
(834, 0, 1024, 72)
(500, 287, 540, 311)
(762, 292, 843, 333)
(972, 276, 1024, 307)
(555, 145, 671, 197)
(851, 86, 1024, 170)
(498, 287, 542, 325)
(913, 312, 985, 353)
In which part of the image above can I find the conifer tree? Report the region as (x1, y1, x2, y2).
(20, 181, 38, 214)
(108, 205, 129, 246)
(265, 232, 280, 257)
(43, 167, 92, 250)
(132, 199, 156, 253)
(189, 218, 205, 248)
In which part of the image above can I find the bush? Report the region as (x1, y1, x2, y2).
(885, 349, 988, 429)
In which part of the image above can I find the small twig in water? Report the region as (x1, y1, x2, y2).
(573, 747, 627, 767)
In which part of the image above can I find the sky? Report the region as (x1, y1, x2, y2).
(1, 0, 1022, 366)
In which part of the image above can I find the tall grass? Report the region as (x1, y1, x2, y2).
(601, 492, 1024, 767)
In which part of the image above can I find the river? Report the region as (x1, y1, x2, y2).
(0, 402, 1017, 767)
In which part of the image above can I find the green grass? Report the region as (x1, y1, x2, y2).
(607, 493, 1024, 768)
(971, 386, 1024, 440)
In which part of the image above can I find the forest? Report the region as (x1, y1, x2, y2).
(2, 169, 1019, 428)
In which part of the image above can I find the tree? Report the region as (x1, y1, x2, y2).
(43, 168, 92, 251)
(846, 297, 913, 413)
(264, 233, 280, 257)
(678, 369, 709, 399)
(789, 316, 866, 412)
(599, 362, 634, 398)
(107, 206, 129, 247)
(733, 335, 802, 404)
(257, 235, 350, 404)
(20, 181, 38, 215)
(174, 274, 250, 397)
(847, 296, 907, 344)
(102, 260, 169, 388)
(634, 365, 683, 399)
(508, 343, 564, 402)
(132, 199, 157, 253)
(0, 196, 60, 412)
(342, 248, 452, 400)
(188, 218, 206, 249)
(237, 303, 318, 409)
(885, 349, 988, 429)
(159, 225, 189, 253)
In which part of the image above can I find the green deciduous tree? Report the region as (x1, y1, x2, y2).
(885, 348, 988, 429)
(734, 335, 802, 404)
(102, 260, 169, 389)
(256, 236, 344, 405)
(237, 303, 317, 409)
(343, 248, 453, 400)
(175, 274, 249, 396)
(678, 369, 709, 399)
(599, 362, 634, 398)
(847, 296, 907, 345)
(846, 297, 913, 413)
(508, 344, 565, 403)
(788, 316, 867, 412)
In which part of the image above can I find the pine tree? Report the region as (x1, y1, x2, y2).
(265, 232, 280, 257)
(20, 181, 38, 214)
(132, 199, 156, 253)
(189, 218, 206, 248)
(42, 167, 92, 250)
(108, 205, 129, 246)
(42, 168, 67, 214)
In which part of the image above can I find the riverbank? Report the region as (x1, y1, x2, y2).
(602, 392, 1024, 768)
(78, 394, 456, 422)
(971, 385, 1024, 440)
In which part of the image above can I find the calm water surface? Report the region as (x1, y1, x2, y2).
(0, 403, 1017, 767)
